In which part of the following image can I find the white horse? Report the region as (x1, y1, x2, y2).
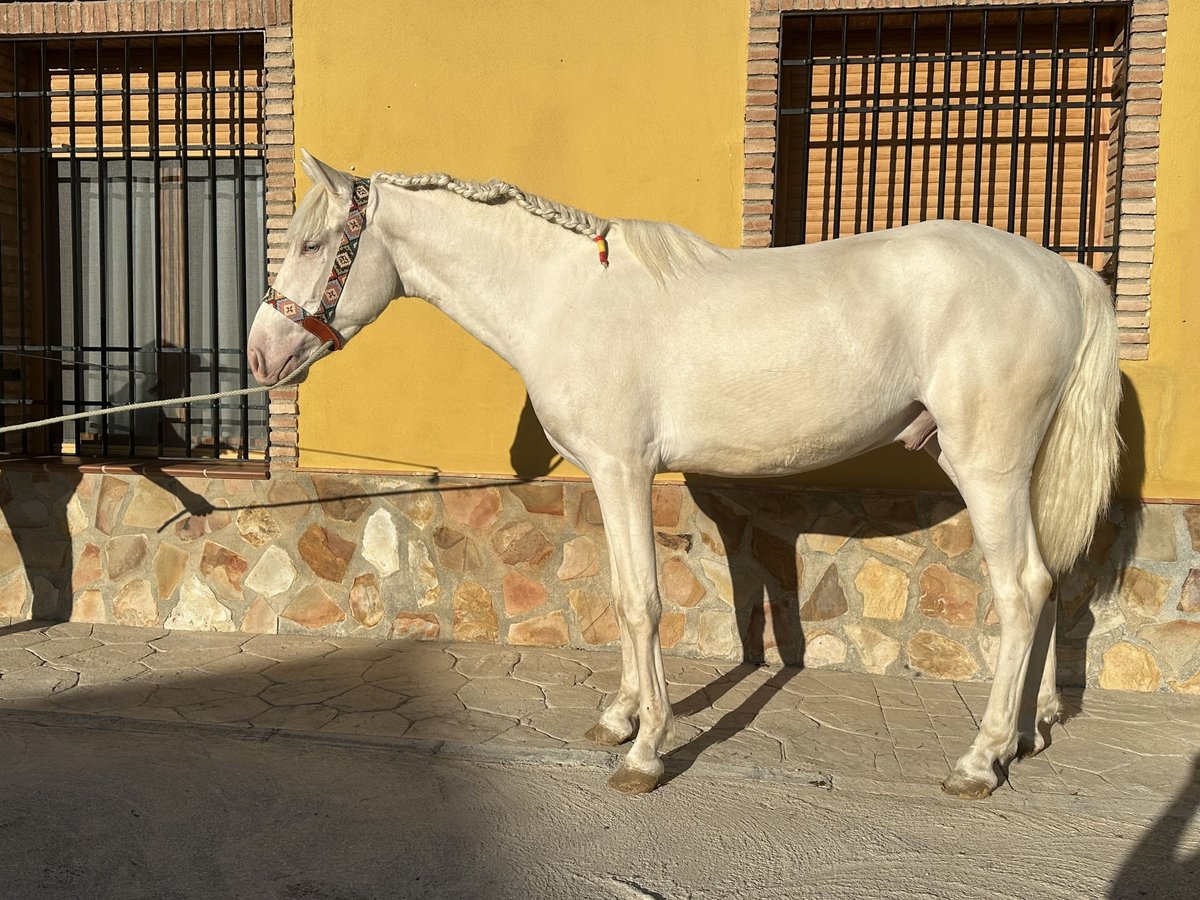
(248, 151, 1121, 798)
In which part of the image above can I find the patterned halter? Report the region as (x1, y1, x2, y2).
(262, 176, 372, 351)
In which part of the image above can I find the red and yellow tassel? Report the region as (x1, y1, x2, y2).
(594, 234, 609, 267)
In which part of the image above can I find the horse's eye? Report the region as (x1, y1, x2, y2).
(301, 241, 322, 256)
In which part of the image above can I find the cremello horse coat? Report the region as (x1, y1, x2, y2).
(248, 152, 1121, 798)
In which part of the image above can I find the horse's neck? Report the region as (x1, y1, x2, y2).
(378, 186, 578, 368)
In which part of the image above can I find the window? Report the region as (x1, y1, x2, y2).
(773, 4, 1131, 273)
(0, 33, 267, 460)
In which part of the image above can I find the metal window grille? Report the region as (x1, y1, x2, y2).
(0, 32, 268, 460)
(774, 3, 1132, 272)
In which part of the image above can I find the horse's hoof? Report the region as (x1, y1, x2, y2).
(941, 771, 997, 800)
(1016, 721, 1053, 758)
(608, 765, 662, 795)
(585, 723, 630, 746)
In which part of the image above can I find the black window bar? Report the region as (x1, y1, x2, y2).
(0, 32, 268, 460)
(773, 3, 1132, 274)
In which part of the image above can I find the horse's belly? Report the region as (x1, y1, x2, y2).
(660, 400, 903, 477)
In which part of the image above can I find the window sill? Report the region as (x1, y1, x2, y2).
(0, 456, 269, 480)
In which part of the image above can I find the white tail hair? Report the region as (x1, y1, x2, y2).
(1030, 264, 1123, 574)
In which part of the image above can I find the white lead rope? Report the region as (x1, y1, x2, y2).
(0, 342, 334, 436)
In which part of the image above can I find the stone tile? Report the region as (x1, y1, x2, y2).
(140, 647, 241, 671)
(349, 573, 385, 628)
(569, 589, 619, 645)
(244, 546, 297, 598)
(28, 637, 102, 662)
(0, 648, 45, 670)
(433, 526, 482, 573)
(236, 507, 282, 549)
(105, 535, 148, 582)
(59, 642, 153, 669)
(298, 524, 356, 582)
(94, 476, 129, 535)
(442, 486, 503, 530)
(408, 540, 440, 607)
(491, 521, 553, 568)
(917, 564, 980, 627)
(177, 695, 271, 724)
(122, 478, 181, 529)
(1177, 569, 1200, 613)
(392, 613, 441, 641)
(1099, 642, 1162, 691)
(43, 622, 96, 638)
(362, 508, 400, 577)
(1118, 567, 1170, 623)
(71, 543, 103, 592)
(698, 610, 738, 658)
(799, 564, 847, 622)
(241, 634, 335, 661)
(861, 532, 926, 566)
(541, 683, 604, 710)
(0, 574, 28, 617)
(251, 704, 340, 730)
(508, 611, 569, 648)
(153, 542, 189, 602)
(385, 485, 436, 528)
(652, 486, 683, 529)
(1132, 505, 1178, 562)
(486, 726, 567, 750)
(241, 597, 278, 635)
(661, 557, 705, 607)
(150, 631, 247, 652)
(452, 582, 499, 643)
(319, 710, 413, 738)
(804, 503, 861, 554)
(260, 676, 361, 707)
(0, 666, 79, 699)
(112, 580, 159, 628)
(71, 590, 108, 624)
(1184, 506, 1200, 553)
(511, 483, 564, 516)
(855, 557, 908, 620)
(261, 657, 371, 683)
(906, 630, 978, 680)
(458, 677, 547, 719)
(844, 623, 900, 675)
(503, 570, 546, 616)
(930, 502, 973, 557)
(281, 585, 346, 630)
(893, 747, 951, 781)
(1136, 621, 1200, 675)
(525, 706, 602, 743)
(325, 684, 404, 713)
(266, 480, 312, 524)
(403, 710, 515, 743)
(450, 647, 521, 679)
(165, 576, 235, 632)
(557, 536, 600, 581)
(660, 612, 686, 649)
(804, 632, 847, 668)
(51, 682, 155, 713)
(310, 474, 370, 523)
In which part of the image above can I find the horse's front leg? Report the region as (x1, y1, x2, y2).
(587, 468, 672, 793)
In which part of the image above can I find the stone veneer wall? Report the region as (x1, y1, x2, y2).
(1, 469, 1198, 694)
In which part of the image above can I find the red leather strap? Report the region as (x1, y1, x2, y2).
(301, 316, 344, 350)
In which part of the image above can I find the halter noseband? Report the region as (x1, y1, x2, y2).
(262, 176, 372, 351)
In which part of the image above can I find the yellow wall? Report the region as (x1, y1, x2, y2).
(293, 1, 1200, 500)
(1119, 2, 1200, 500)
(292, 0, 748, 478)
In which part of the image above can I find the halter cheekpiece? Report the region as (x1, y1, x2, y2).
(262, 176, 372, 351)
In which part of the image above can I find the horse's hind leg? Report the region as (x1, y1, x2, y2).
(589, 467, 672, 794)
(1018, 599, 1060, 757)
(939, 465, 1053, 799)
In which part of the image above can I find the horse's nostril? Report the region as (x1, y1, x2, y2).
(248, 346, 266, 382)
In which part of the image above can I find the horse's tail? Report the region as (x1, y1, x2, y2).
(1030, 263, 1123, 575)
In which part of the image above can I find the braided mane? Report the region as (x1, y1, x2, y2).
(375, 170, 723, 284)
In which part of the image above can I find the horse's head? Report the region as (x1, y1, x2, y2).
(247, 150, 398, 385)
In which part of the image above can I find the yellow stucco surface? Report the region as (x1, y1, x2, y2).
(293, 2, 1198, 500)
(292, 0, 748, 478)
(1119, 2, 1200, 500)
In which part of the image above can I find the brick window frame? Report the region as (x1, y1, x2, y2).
(0, 0, 298, 468)
(744, 0, 1166, 361)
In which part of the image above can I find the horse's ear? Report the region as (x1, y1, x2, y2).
(300, 148, 352, 199)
